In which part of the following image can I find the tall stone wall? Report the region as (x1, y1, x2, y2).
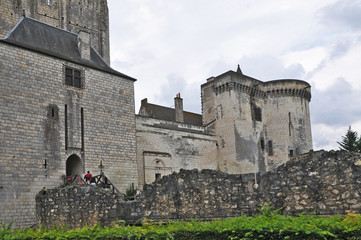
(37, 150, 361, 228)
(0, 0, 110, 64)
(0, 41, 137, 227)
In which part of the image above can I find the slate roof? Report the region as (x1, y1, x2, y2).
(144, 103, 203, 126)
(1, 17, 136, 81)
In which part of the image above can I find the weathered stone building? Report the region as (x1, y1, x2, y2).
(0, 15, 137, 227)
(137, 67, 312, 184)
(0, 0, 312, 228)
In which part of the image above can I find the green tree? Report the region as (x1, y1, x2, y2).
(337, 126, 361, 152)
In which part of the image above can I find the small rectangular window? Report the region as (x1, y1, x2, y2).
(289, 149, 294, 157)
(65, 67, 82, 88)
(155, 173, 161, 180)
(268, 140, 274, 156)
(254, 107, 262, 122)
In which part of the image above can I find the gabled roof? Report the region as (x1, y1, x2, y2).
(1, 17, 136, 81)
(140, 102, 203, 126)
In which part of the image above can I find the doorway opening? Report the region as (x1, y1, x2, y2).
(66, 154, 82, 177)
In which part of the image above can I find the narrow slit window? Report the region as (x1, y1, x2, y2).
(47, 105, 58, 119)
(268, 140, 274, 156)
(288, 112, 292, 136)
(260, 139, 265, 150)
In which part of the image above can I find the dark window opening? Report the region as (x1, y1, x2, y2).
(254, 107, 262, 122)
(289, 112, 292, 136)
(65, 104, 68, 150)
(289, 149, 294, 157)
(47, 105, 59, 119)
(81, 108, 84, 151)
(260, 139, 265, 150)
(268, 140, 274, 156)
(155, 173, 161, 180)
(65, 67, 82, 88)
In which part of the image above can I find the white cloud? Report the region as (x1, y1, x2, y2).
(108, 0, 361, 150)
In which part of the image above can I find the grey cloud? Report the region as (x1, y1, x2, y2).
(329, 40, 352, 60)
(207, 60, 234, 78)
(318, 0, 361, 30)
(239, 55, 305, 80)
(305, 40, 353, 80)
(310, 77, 361, 126)
(155, 73, 202, 113)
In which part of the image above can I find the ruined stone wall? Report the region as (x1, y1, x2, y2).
(36, 185, 119, 229)
(136, 116, 218, 186)
(141, 151, 361, 221)
(0, 0, 110, 64)
(0, 41, 137, 227)
(37, 151, 361, 227)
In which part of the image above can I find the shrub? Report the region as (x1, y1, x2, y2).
(126, 182, 137, 197)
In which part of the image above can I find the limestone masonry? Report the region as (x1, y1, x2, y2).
(37, 151, 361, 229)
(1, 0, 312, 227)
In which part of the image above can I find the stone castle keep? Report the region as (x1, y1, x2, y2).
(0, 0, 312, 227)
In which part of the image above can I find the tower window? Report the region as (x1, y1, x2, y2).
(254, 107, 262, 122)
(260, 139, 265, 150)
(65, 67, 82, 88)
(155, 173, 161, 180)
(268, 140, 274, 156)
(289, 149, 294, 157)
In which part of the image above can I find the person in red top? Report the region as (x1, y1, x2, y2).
(84, 171, 92, 184)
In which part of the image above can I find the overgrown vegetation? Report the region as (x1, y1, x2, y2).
(126, 182, 137, 197)
(2, 209, 361, 239)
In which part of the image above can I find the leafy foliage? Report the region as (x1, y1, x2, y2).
(125, 182, 137, 197)
(2, 211, 361, 239)
(338, 126, 361, 152)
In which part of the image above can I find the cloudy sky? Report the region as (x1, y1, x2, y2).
(107, 0, 361, 151)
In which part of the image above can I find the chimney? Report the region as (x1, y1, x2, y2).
(78, 31, 91, 60)
(174, 93, 184, 123)
(139, 98, 149, 116)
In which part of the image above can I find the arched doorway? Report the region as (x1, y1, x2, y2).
(66, 154, 82, 177)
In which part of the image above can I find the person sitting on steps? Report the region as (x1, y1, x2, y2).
(84, 171, 92, 184)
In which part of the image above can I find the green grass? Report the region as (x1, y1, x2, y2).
(2, 211, 361, 239)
